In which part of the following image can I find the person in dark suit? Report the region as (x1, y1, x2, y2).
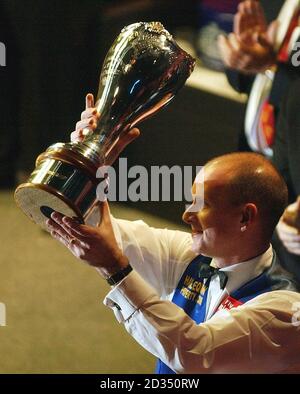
(272, 79, 300, 283)
(218, 0, 299, 152)
(218, 0, 300, 282)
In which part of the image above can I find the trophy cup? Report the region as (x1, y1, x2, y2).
(14, 22, 195, 230)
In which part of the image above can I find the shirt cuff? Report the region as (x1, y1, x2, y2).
(103, 270, 157, 323)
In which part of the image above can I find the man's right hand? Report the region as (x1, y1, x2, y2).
(70, 93, 140, 164)
(218, 0, 277, 74)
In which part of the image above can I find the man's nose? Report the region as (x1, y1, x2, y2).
(182, 208, 194, 224)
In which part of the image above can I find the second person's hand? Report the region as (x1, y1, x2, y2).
(218, 0, 277, 74)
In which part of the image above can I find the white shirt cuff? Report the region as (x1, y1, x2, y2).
(103, 270, 157, 323)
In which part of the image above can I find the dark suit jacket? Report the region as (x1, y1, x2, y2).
(273, 79, 300, 201)
(225, 0, 300, 122)
(271, 78, 300, 283)
(224, 0, 300, 282)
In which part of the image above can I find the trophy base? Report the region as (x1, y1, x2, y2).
(15, 184, 81, 231)
(14, 147, 99, 231)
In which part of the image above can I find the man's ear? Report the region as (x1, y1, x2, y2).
(240, 203, 258, 225)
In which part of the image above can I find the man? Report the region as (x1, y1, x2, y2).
(46, 94, 300, 374)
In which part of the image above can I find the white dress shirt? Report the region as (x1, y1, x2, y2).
(103, 217, 300, 373)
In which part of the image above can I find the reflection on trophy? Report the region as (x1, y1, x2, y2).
(14, 22, 195, 230)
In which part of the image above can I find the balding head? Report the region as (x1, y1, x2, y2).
(205, 152, 288, 237)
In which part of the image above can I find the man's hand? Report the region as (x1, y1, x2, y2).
(283, 197, 300, 229)
(71, 93, 140, 164)
(46, 201, 129, 278)
(277, 199, 300, 256)
(218, 0, 277, 74)
(70, 93, 101, 142)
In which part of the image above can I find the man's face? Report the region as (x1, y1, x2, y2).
(182, 161, 243, 259)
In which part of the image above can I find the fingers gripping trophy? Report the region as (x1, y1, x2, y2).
(14, 22, 195, 229)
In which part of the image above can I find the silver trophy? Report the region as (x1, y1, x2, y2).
(15, 22, 195, 229)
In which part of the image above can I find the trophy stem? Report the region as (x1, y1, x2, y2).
(45, 140, 107, 168)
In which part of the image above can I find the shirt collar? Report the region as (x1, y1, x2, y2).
(210, 245, 273, 295)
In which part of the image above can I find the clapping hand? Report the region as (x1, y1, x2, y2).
(218, 0, 277, 74)
(277, 198, 300, 256)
